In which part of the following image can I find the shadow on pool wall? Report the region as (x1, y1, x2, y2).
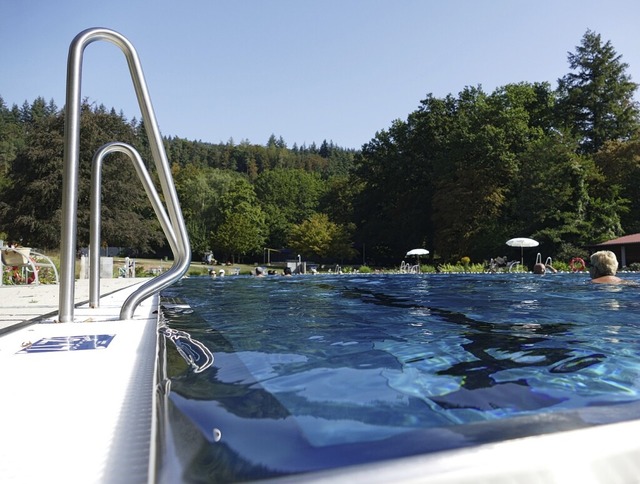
(155, 273, 640, 482)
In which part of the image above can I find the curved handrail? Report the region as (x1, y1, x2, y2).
(60, 28, 191, 322)
(89, 142, 180, 311)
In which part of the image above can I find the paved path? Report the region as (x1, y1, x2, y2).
(0, 278, 147, 332)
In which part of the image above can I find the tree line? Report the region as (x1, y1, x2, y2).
(353, 30, 640, 265)
(1, 30, 640, 268)
(0, 99, 358, 263)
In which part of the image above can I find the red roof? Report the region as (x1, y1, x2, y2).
(597, 233, 640, 245)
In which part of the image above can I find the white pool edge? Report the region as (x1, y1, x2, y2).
(0, 281, 159, 484)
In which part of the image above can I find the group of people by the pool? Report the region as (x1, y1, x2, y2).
(216, 250, 631, 284)
(534, 249, 634, 285)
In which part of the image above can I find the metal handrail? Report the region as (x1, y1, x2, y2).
(89, 142, 179, 313)
(59, 28, 191, 322)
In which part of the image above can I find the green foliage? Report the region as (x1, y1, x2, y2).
(351, 30, 640, 265)
(319, 174, 358, 226)
(288, 213, 355, 261)
(354, 83, 553, 262)
(554, 242, 589, 265)
(353, 116, 434, 260)
(212, 178, 267, 261)
(435, 262, 484, 273)
(0, 93, 357, 261)
(420, 265, 437, 273)
(594, 137, 640, 233)
(556, 30, 639, 154)
(134, 264, 148, 278)
(254, 168, 326, 248)
(289, 215, 335, 259)
(551, 261, 571, 272)
(173, 165, 244, 256)
(184, 219, 209, 258)
(1, 267, 12, 285)
(358, 265, 372, 273)
(0, 100, 166, 252)
(164, 135, 356, 178)
(215, 211, 266, 261)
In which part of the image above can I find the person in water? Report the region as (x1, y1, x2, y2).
(589, 250, 627, 284)
(533, 260, 557, 275)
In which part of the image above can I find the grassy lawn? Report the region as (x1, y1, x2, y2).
(19, 251, 302, 281)
(112, 257, 265, 277)
(28, 251, 524, 281)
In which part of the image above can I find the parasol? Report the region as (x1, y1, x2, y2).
(406, 248, 429, 257)
(506, 237, 539, 267)
(406, 248, 429, 271)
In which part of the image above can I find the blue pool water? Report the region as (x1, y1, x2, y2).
(158, 272, 640, 482)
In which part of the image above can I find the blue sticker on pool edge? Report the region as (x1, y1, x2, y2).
(18, 334, 116, 353)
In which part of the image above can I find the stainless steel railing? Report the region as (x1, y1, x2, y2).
(89, 142, 181, 316)
(59, 28, 191, 322)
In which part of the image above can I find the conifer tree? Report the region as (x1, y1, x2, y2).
(556, 30, 639, 154)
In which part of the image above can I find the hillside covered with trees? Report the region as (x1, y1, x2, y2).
(1, 30, 640, 267)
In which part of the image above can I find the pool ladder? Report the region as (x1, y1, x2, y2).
(58, 28, 191, 322)
(399, 261, 420, 273)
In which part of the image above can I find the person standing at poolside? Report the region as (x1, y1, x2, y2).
(589, 250, 627, 284)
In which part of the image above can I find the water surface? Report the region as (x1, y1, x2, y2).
(158, 273, 640, 481)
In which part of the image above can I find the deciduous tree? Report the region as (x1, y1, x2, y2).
(288, 213, 355, 261)
(212, 177, 266, 261)
(254, 168, 325, 248)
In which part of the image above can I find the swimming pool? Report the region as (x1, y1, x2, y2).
(156, 272, 640, 482)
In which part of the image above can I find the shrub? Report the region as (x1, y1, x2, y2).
(555, 243, 589, 264)
(436, 263, 457, 272)
(553, 261, 570, 272)
(420, 264, 437, 273)
(135, 265, 147, 277)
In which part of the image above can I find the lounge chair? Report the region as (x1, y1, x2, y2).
(1, 247, 59, 285)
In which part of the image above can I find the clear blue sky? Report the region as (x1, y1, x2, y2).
(2, 0, 640, 150)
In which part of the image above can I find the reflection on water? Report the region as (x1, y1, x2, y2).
(158, 273, 640, 481)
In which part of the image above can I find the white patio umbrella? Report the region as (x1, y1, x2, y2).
(406, 248, 429, 257)
(406, 248, 429, 268)
(506, 237, 539, 267)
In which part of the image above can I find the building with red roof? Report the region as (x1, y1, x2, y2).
(592, 233, 640, 267)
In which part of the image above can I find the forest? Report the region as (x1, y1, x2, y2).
(1, 30, 640, 268)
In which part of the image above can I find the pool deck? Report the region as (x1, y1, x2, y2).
(0, 278, 159, 484)
(0, 278, 149, 332)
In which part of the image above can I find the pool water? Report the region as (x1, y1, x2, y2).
(157, 273, 640, 482)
